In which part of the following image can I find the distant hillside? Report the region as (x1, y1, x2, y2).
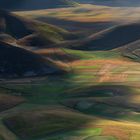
(0, 10, 78, 48)
(0, 10, 33, 39)
(76, 0, 140, 7)
(68, 23, 140, 51)
(119, 40, 140, 61)
(0, 41, 63, 78)
(0, 10, 72, 78)
(0, 0, 78, 11)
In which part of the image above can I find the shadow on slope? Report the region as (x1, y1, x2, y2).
(119, 39, 140, 61)
(0, 10, 33, 39)
(68, 23, 140, 51)
(0, 10, 79, 48)
(2, 84, 138, 140)
(76, 0, 140, 7)
(62, 84, 140, 122)
(3, 106, 92, 140)
(36, 16, 115, 32)
(36, 48, 79, 63)
(0, 93, 25, 112)
(0, 0, 78, 11)
(0, 41, 64, 78)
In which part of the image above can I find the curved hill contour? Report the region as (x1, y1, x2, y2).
(0, 10, 78, 48)
(0, 0, 78, 11)
(0, 10, 33, 39)
(0, 41, 63, 78)
(119, 39, 140, 60)
(69, 23, 140, 51)
(76, 0, 140, 7)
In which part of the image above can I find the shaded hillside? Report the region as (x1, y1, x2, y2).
(0, 94, 25, 112)
(68, 23, 140, 51)
(0, 10, 78, 48)
(0, 10, 33, 39)
(3, 107, 90, 140)
(119, 40, 140, 60)
(76, 0, 140, 7)
(0, 33, 16, 43)
(35, 16, 115, 32)
(0, 41, 63, 78)
(0, 0, 78, 11)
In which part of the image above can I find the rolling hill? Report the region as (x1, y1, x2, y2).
(0, 41, 63, 78)
(119, 39, 140, 60)
(0, 0, 78, 11)
(0, 10, 33, 39)
(0, 3, 140, 140)
(0, 10, 78, 48)
(68, 23, 140, 52)
(3, 106, 90, 140)
(0, 93, 25, 112)
(76, 0, 140, 7)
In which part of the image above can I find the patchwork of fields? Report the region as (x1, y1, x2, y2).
(0, 2, 140, 140)
(0, 48, 139, 140)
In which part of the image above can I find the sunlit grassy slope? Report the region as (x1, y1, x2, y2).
(0, 47, 139, 140)
(16, 4, 140, 23)
(0, 10, 79, 48)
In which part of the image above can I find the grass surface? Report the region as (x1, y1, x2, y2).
(1, 6, 140, 140)
(1, 48, 140, 140)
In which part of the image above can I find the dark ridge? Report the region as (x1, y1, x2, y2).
(36, 16, 115, 32)
(69, 23, 140, 51)
(0, 41, 63, 78)
(75, 0, 140, 7)
(0, 94, 25, 112)
(0, 10, 33, 39)
(119, 39, 140, 60)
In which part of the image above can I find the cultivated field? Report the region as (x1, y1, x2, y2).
(0, 3, 140, 140)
